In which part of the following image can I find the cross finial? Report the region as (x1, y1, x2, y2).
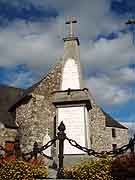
(66, 17, 77, 37)
(125, 19, 135, 25)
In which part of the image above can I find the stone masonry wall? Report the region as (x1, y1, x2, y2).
(88, 94, 128, 152)
(16, 62, 63, 153)
(0, 127, 17, 146)
(89, 103, 107, 152)
(89, 107, 128, 152)
(104, 127, 128, 151)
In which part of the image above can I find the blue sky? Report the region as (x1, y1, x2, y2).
(0, 0, 134, 129)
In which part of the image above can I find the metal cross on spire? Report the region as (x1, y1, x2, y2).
(126, 19, 135, 45)
(66, 17, 77, 37)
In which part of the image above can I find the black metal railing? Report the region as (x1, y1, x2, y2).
(0, 121, 134, 179)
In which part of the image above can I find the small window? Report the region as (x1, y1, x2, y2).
(112, 144, 117, 151)
(112, 128, 116, 138)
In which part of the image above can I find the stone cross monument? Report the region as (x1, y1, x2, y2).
(53, 17, 91, 154)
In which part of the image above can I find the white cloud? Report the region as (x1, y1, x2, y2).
(0, 20, 62, 70)
(0, 0, 133, 71)
(85, 75, 134, 106)
(107, 67, 135, 84)
(8, 72, 36, 88)
(0, 0, 134, 107)
(82, 33, 134, 71)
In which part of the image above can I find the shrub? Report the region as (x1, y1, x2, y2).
(0, 160, 48, 180)
(64, 157, 113, 180)
(112, 152, 135, 178)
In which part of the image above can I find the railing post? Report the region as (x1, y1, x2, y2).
(14, 137, 21, 160)
(57, 121, 66, 179)
(129, 137, 134, 153)
(33, 141, 38, 160)
(133, 134, 135, 152)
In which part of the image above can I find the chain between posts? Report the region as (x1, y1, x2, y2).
(0, 133, 134, 159)
(66, 135, 135, 157)
(0, 137, 57, 161)
(0, 132, 134, 159)
(0, 121, 135, 180)
(22, 137, 57, 160)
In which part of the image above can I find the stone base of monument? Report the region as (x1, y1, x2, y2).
(49, 154, 94, 168)
(63, 154, 94, 167)
(47, 155, 94, 179)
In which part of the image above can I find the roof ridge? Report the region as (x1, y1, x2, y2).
(0, 84, 23, 90)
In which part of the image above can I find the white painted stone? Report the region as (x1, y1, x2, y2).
(58, 106, 86, 154)
(0, 122, 4, 129)
(61, 58, 80, 90)
(43, 129, 51, 156)
(84, 107, 90, 148)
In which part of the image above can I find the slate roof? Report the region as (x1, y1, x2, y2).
(103, 111, 128, 129)
(0, 85, 24, 128)
(8, 78, 45, 111)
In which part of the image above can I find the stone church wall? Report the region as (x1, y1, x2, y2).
(104, 127, 128, 151)
(16, 62, 63, 152)
(16, 64, 128, 154)
(88, 95, 128, 152)
(0, 127, 17, 146)
(16, 59, 128, 154)
(89, 104, 107, 152)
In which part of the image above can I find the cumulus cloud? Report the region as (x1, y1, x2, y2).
(85, 75, 134, 106)
(0, 0, 134, 108)
(8, 71, 37, 88)
(82, 33, 134, 71)
(0, 20, 62, 69)
(0, 0, 133, 70)
(106, 67, 135, 85)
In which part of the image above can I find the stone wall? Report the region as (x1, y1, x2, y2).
(89, 104, 107, 152)
(88, 96, 128, 152)
(16, 62, 63, 152)
(104, 127, 128, 151)
(0, 127, 17, 146)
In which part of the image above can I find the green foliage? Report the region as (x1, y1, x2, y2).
(64, 157, 113, 180)
(0, 160, 48, 180)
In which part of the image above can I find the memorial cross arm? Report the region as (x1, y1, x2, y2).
(65, 16, 77, 37)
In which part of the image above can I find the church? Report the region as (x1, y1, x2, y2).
(0, 18, 128, 155)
